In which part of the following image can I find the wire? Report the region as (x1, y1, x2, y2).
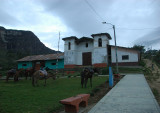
(116, 26, 160, 30)
(106, 27, 113, 31)
(84, 0, 159, 31)
(84, 0, 105, 22)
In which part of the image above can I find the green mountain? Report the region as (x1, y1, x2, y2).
(0, 26, 58, 70)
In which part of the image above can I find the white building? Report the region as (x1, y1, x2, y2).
(110, 45, 140, 66)
(62, 33, 140, 68)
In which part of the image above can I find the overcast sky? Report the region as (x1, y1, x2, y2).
(0, 0, 160, 52)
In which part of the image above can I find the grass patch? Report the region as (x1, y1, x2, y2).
(101, 67, 109, 75)
(92, 88, 100, 93)
(0, 76, 108, 113)
(0, 70, 7, 76)
(152, 88, 159, 98)
(112, 67, 143, 73)
(139, 60, 146, 67)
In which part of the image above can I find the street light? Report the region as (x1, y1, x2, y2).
(102, 22, 119, 74)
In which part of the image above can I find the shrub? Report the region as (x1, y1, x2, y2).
(67, 75, 71, 78)
(139, 60, 146, 67)
(152, 88, 159, 98)
(101, 67, 109, 75)
(143, 67, 152, 75)
(77, 74, 80, 76)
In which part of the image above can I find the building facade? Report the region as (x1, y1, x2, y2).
(17, 53, 64, 70)
(62, 33, 112, 68)
(62, 33, 140, 68)
(110, 46, 140, 66)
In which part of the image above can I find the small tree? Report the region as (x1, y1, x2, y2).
(132, 45, 145, 60)
(153, 50, 160, 65)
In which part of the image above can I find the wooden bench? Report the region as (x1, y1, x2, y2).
(59, 94, 90, 113)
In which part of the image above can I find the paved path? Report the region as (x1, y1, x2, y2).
(88, 74, 160, 113)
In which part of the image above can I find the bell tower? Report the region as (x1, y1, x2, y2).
(91, 33, 112, 67)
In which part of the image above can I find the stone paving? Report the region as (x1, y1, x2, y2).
(88, 74, 160, 113)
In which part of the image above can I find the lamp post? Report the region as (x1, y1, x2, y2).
(102, 22, 119, 74)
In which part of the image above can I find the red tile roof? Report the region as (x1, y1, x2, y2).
(17, 53, 64, 62)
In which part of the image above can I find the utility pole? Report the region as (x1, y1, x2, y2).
(56, 32, 60, 74)
(102, 22, 119, 74)
(113, 25, 119, 74)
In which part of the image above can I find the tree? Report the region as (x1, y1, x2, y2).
(132, 45, 145, 60)
(132, 45, 145, 53)
(153, 50, 160, 65)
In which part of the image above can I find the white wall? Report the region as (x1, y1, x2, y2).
(63, 34, 110, 66)
(93, 48, 107, 64)
(76, 41, 93, 51)
(93, 35, 109, 64)
(64, 39, 77, 65)
(76, 41, 93, 65)
(64, 50, 76, 65)
(64, 39, 76, 51)
(93, 35, 109, 47)
(111, 48, 139, 63)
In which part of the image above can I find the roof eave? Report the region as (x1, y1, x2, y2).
(62, 36, 78, 41)
(91, 33, 112, 40)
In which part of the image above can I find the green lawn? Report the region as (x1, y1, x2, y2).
(113, 67, 143, 73)
(0, 76, 108, 113)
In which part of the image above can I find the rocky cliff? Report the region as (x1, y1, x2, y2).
(0, 26, 57, 55)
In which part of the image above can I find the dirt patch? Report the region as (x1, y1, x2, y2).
(144, 59, 160, 106)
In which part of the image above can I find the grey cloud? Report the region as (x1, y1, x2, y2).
(0, 0, 42, 27)
(39, 0, 160, 37)
(1, 0, 160, 50)
(39, 0, 114, 37)
(134, 27, 160, 48)
(0, 8, 20, 26)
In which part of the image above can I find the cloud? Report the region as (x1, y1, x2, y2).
(0, 0, 160, 52)
(0, 0, 69, 51)
(134, 27, 160, 49)
(0, 7, 20, 26)
(39, 0, 111, 36)
(38, 0, 160, 47)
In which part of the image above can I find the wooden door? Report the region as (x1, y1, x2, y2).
(82, 52, 92, 66)
(35, 63, 41, 70)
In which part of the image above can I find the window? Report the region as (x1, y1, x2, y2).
(122, 55, 129, 60)
(51, 63, 56, 65)
(98, 38, 102, 47)
(86, 43, 88, 48)
(68, 42, 71, 50)
(22, 64, 27, 66)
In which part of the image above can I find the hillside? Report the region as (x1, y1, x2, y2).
(0, 26, 56, 55)
(0, 26, 58, 70)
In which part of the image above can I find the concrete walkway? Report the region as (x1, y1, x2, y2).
(88, 74, 160, 113)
